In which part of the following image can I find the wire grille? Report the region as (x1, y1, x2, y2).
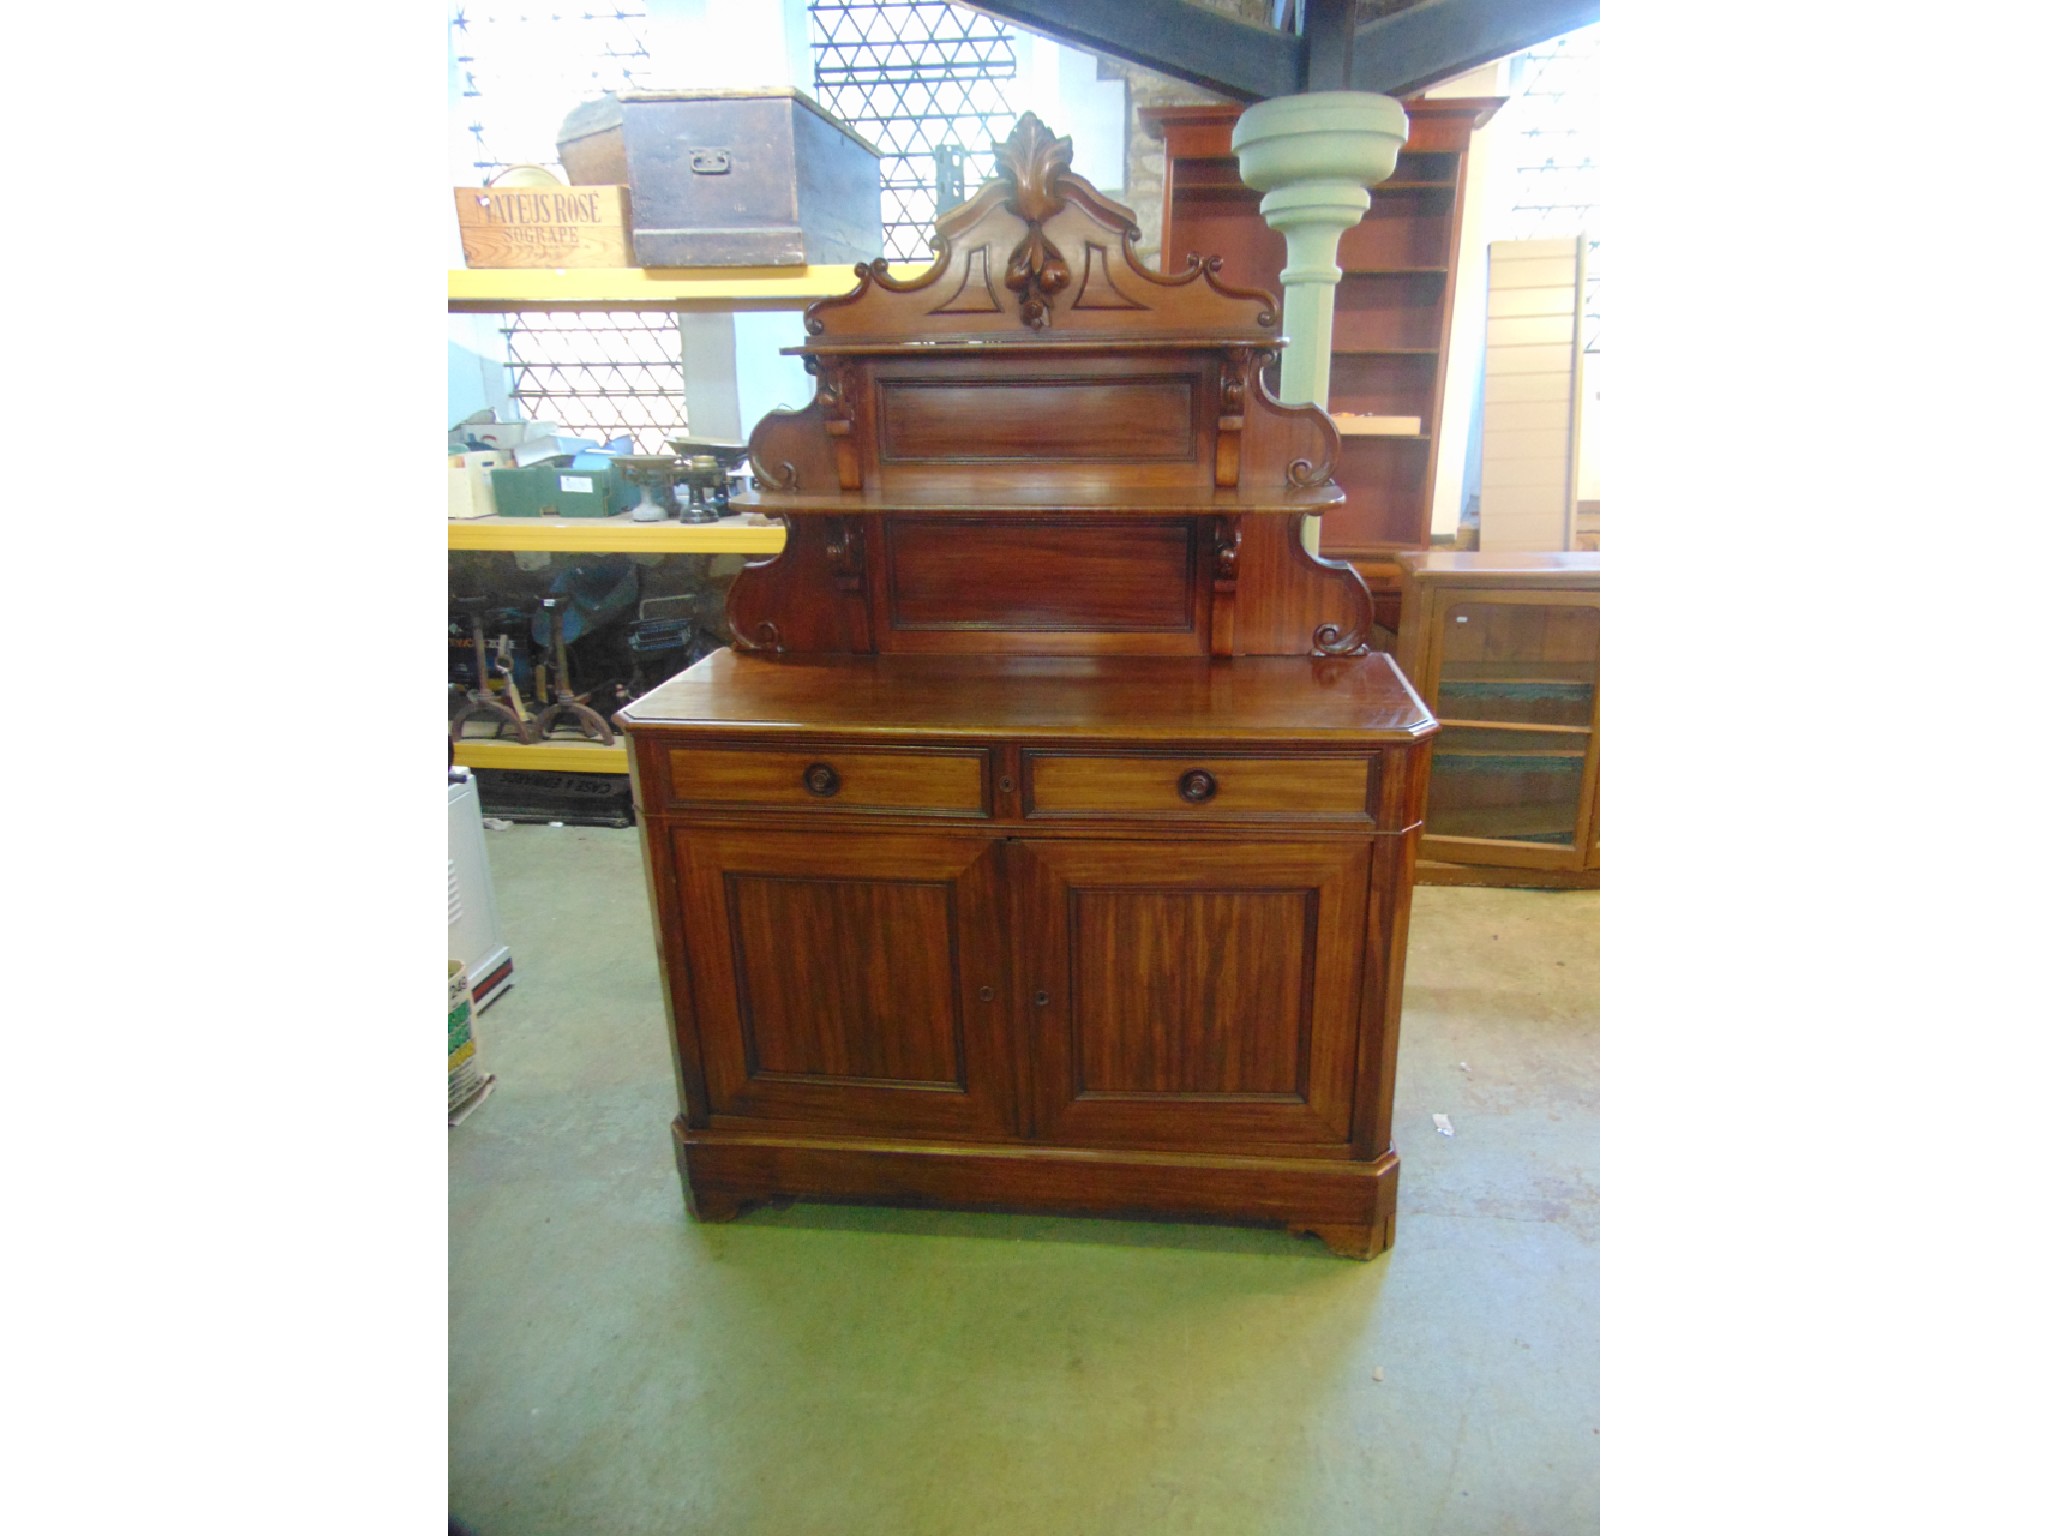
(501, 312, 687, 453)
(809, 1, 1020, 261)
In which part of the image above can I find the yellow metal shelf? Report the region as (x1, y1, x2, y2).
(448, 513, 786, 554)
(452, 737, 630, 774)
(448, 264, 867, 312)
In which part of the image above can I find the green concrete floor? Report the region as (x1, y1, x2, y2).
(450, 824, 1599, 1535)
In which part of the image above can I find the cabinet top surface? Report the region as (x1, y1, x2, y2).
(1398, 550, 1600, 583)
(619, 651, 1436, 742)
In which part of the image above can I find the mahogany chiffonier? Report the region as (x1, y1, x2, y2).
(618, 116, 1439, 1259)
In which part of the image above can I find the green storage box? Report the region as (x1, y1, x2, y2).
(489, 463, 623, 518)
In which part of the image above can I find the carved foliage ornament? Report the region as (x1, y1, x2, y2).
(999, 114, 1074, 330)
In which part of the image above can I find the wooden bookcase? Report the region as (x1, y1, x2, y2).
(1142, 98, 1502, 630)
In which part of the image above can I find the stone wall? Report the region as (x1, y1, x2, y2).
(1095, 0, 1269, 270)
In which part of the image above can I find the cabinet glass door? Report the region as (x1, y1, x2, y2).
(1423, 591, 1598, 869)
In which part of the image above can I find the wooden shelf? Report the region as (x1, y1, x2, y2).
(1439, 662, 1597, 686)
(451, 736, 630, 774)
(1436, 718, 1592, 736)
(449, 513, 787, 554)
(731, 482, 1344, 517)
(448, 265, 865, 313)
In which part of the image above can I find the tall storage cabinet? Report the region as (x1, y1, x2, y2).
(1394, 551, 1598, 887)
(620, 116, 1439, 1260)
(1143, 98, 1501, 629)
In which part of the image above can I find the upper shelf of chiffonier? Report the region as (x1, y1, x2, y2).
(728, 480, 1345, 517)
(617, 652, 1437, 742)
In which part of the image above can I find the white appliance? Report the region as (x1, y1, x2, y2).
(448, 767, 514, 1008)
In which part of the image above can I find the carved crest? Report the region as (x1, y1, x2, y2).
(997, 114, 1074, 329)
(798, 113, 1279, 343)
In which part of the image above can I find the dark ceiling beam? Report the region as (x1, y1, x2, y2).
(1301, 0, 1360, 92)
(966, 0, 1305, 102)
(1348, 0, 1600, 96)
(969, 0, 1600, 103)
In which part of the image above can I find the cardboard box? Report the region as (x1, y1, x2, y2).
(449, 961, 491, 1116)
(453, 184, 631, 268)
(448, 451, 508, 520)
(454, 420, 560, 454)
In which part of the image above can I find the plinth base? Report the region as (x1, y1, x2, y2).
(674, 1120, 1400, 1261)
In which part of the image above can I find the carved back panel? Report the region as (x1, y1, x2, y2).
(727, 113, 1376, 661)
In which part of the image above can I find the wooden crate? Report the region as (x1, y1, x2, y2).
(453, 185, 630, 269)
(557, 89, 880, 267)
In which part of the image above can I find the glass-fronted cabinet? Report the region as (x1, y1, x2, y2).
(1394, 553, 1599, 886)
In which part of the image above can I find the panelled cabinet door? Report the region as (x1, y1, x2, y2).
(671, 827, 1020, 1138)
(1016, 839, 1373, 1150)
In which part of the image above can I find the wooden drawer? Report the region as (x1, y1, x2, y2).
(1024, 751, 1378, 823)
(665, 743, 989, 816)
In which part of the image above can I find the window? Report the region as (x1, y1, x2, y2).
(809, 1, 1021, 263)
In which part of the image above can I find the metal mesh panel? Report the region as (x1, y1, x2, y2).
(501, 312, 687, 453)
(809, 1, 1020, 261)
(451, 7, 683, 440)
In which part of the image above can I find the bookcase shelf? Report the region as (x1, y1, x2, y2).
(1145, 97, 1503, 632)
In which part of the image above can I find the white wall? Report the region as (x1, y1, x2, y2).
(1424, 62, 1511, 538)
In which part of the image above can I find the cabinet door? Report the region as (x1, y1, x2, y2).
(1017, 839, 1373, 1150)
(671, 827, 1019, 1138)
(1419, 588, 1598, 871)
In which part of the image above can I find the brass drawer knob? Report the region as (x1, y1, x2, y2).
(803, 762, 841, 797)
(1178, 768, 1218, 804)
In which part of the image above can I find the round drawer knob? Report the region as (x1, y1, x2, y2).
(1034, 990, 1051, 1007)
(803, 762, 841, 797)
(1178, 768, 1218, 804)
(979, 986, 996, 1003)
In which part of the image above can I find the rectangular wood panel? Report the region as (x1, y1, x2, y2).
(1485, 285, 1581, 318)
(1073, 887, 1312, 1097)
(1483, 399, 1573, 435)
(728, 874, 963, 1083)
(1484, 455, 1573, 490)
(1486, 314, 1578, 346)
(1483, 373, 1573, 404)
(1488, 256, 1580, 288)
(884, 518, 1197, 633)
(877, 377, 1197, 463)
(1486, 344, 1574, 375)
